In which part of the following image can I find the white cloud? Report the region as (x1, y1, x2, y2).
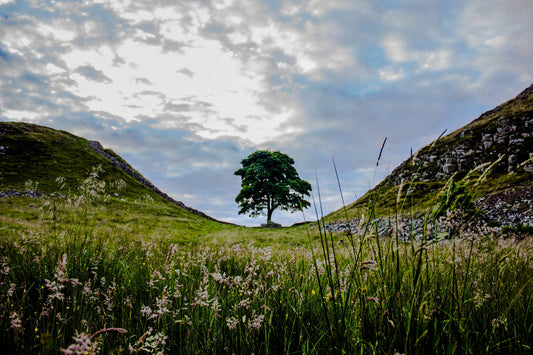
(421, 50, 452, 71)
(383, 34, 410, 63)
(37, 21, 77, 42)
(2, 109, 41, 121)
(379, 66, 404, 82)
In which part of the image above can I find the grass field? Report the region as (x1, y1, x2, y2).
(1, 183, 532, 354)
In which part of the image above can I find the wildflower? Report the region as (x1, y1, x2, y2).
(261, 247, 273, 261)
(148, 270, 165, 288)
(249, 312, 265, 331)
(45, 254, 81, 306)
(239, 298, 252, 309)
(7, 283, 16, 297)
(82, 281, 92, 296)
(1, 258, 10, 287)
(139, 328, 167, 355)
(45, 279, 65, 301)
(62, 327, 125, 354)
(193, 286, 210, 307)
(311, 290, 316, 296)
(140, 305, 153, 319)
(226, 316, 239, 330)
(491, 315, 507, 329)
(10, 312, 22, 331)
(233, 275, 243, 287)
(211, 297, 221, 314)
(151, 289, 171, 320)
(211, 271, 227, 284)
(124, 296, 133, 310)
(61, 331, 98, 354)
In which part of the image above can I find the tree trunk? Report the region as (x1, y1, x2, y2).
(267, 197, 273, 222)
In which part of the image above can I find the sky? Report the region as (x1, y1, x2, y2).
(0, 0, 532, 226)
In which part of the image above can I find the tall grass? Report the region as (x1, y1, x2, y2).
(1, 215, 532, 354)
(1, 164, 532, 353)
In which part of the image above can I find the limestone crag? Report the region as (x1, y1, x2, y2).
(389, 114, 533, 185)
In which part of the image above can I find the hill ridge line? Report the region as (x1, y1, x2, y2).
(87, 140, 233, 225)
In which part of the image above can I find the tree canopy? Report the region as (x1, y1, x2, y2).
(234, 150, 312, 223)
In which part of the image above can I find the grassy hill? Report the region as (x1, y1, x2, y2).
(327, 84, 533, 222)
(0, 121, 232, 238)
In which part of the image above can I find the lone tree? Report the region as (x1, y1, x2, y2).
(234, 150, 312, 223)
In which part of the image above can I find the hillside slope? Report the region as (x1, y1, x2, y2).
(0, 121, 222, 223)
(329, 84, 533, 225)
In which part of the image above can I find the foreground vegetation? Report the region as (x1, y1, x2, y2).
(1, 194, 532, 354)
(1, 150, 532, 353)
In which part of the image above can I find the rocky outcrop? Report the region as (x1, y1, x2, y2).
(260, 222, 282, 229)
(389, 114, 533, 185)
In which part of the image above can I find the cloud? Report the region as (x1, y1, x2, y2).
(75, 65, 112, 83)
(176, 67, 195, 78)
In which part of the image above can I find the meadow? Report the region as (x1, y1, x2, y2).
(1, 181, 532, 354)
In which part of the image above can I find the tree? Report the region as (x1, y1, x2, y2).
(234, 150, 312, 223)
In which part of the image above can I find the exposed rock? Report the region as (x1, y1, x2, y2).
(0, 189, 60, 198)
(443, 163, 457, 174)
(476, 182, 533, 227)
(324, 190, 533, 239)
(260, 222, 282, 229)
